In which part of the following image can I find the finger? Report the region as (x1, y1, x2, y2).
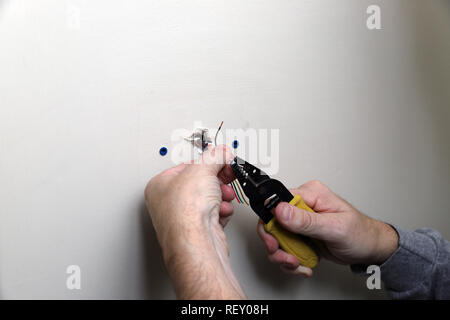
(219, 201, 234, 218)
(274, 202, 329, 238)
(309, 239, 337, 262)
(290, 180, 349, 213)
(221, 184, 235, 202)
(280, 264, 313, 277)
(259, 221, 314, 277)
(219, 216, 231, 228)
(218, 164, 236, 185)
(257, 220, 279, 254)
(196, 145, 235, 176)
(144, 173, 173, 200)
(267, 249, 300, 269)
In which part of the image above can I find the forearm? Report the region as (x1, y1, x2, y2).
(369, 219, 399, 264)
(161, 221, 246, 299)
(379, 226, 450, 299)
(352, 225, 450, 299)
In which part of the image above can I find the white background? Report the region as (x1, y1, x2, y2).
(1, 0, 449, 299)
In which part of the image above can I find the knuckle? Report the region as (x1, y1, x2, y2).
(295, 211, 314, 232)
(144, 176, 160, 200)
(267, 254, 277, 264)
(308, 180, 324, 188)
(144, 180, 153, 200)
(305, 180, 331, 194)
(218, 144, 228, 153)
(256, 222, 263, 235)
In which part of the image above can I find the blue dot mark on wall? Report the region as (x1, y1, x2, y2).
(159, 147, 168, 156)
(232, 140, 239, 149)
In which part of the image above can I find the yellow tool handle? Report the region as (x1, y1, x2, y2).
(263, 194, 320, 268)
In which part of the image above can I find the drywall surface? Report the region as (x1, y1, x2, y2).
(0, 0, 449, 299)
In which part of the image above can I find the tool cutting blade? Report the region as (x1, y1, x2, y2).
(230, 156, 295, 223)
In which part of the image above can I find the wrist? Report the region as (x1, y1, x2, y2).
(158, 206, 227, 272)
(160, 219, 213, 262)
(160, 219, 244, 299)
(370, 220, 399, 265)
(158, 203, 213, 251)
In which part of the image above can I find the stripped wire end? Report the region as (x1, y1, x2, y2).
(214, 121, 224, 147)
(231, 181, 241, 204)
(213, 121, 247, 205)
(234, 179, 249, 205)
(231, 180, 244, 204)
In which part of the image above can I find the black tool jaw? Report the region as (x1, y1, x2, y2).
(249, 179, 294, 223)
(231, 156, 268, 183)
(230, 156, 294, 224)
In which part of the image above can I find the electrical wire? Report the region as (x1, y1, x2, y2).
(231, 181, 241, 204)
(214, 121, 223, 146)
(214, 120, 247, 205)
(235, 180, 249, 205)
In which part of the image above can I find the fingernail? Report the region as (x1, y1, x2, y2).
(279, 203, 291, 221)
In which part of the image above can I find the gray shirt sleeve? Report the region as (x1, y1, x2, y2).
(351, 225, 450, 299)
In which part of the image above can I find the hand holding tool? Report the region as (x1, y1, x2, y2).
(230, 156, 322, 268)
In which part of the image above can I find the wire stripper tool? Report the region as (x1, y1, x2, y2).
(230, 156, 321, 268)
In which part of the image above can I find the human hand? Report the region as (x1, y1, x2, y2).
(257, 180, 399, 277)
(145, 145, 245, 299)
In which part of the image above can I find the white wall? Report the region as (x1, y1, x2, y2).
(0, 0, 449, 299)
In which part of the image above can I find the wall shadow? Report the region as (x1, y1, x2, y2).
(138, 201, 175, 299)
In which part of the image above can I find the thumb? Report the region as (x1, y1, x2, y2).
(196, 144, 235, 175)
(274, 202, 327, 239)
